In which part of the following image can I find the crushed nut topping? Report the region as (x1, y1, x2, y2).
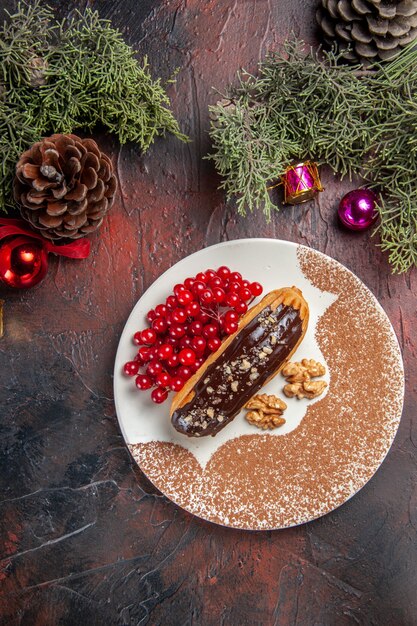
(231, 381, 239, 392)
(244, 394, 287, 430)
(271, 335, 277, 345)
(240, 359, 251, 371)
(206, 386, 214, 394)
(206, 407, 215, 418)
(262, 346, 273, 355)
(282, 358, 327, 399)
(217, 415, 224, 422)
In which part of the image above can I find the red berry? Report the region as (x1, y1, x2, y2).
(241, 279, 250, 288)
(179, 336, 193, 349)
(138, 346, 152, 362)
(224, 321, 238, 335)
(191, 336, 206, 354)
(158, 343, 174, 360)
(135, 374, 153, 390)
(235, 300, 248, 315)
(177, 289, 193, 306)
(239, 287, 252, 301)
(216, 266, 230, 280)
(146, 310, 157, 323)
(156, 372, 172, 388)
(151, 387, 168, 404)
(124, 361, 139, 376)
(170, 376, 185, 392)
(152, 317, 168, 335)
(179, 348, 196, 366)
(209, 276, 223, 289)
(147, 361, 163, 377)
(199, 311, 210, 324)
(200, 289, 214, 305)
(186, 301, 200, 318)
(193, 357, 205, 371)
(178, 365, 193, 380)
(174, 284, 186, 296)
(166, 295, 178, 310)
(230, 271, 242, 283)
(205, 269, 216, 281)
(169, 324, 186, 339)
(172, 308, 187, 324)
(208, 337, 222, 352)
(166, 336, 179, 347)
(184, 277, 196, 290)
(134, 352, 143, 363)
(148, 346, 160, 361)
(224, 310, 239, 324)
(167, 354, 180, 368)
(195, 272, 207, 283)
(140, 328, 157, 345)
(202, 323, 219, 339)
(212, 287, 226, 303)
(226, 292, 240, 307)
(228, 281, 241, 293)
(190, 320, 203, 336)
(192, 281, 206, 297)
(250, 282, 263, 297)
(133, 331, 143, 346)
(155, 304, 168, 317)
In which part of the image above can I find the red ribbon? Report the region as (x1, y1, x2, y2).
(0, 218, 90, 258)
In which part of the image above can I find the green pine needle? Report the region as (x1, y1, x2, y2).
(0, 1, 187, 213)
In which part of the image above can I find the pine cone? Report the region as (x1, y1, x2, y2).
(14, 134, 117, 240)
(317, 0, 417, 66)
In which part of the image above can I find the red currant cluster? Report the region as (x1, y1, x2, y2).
(123, 266, 263, 404)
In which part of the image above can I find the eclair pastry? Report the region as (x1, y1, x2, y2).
(170, 286, 309, 437)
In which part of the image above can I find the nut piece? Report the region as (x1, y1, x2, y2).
(244, 393, 287, 430)
(283, 380, 327, 399)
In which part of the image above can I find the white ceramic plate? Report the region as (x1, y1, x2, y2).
(114, 239, 404, 530)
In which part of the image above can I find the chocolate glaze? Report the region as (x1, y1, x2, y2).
(171, 302, 303, 437)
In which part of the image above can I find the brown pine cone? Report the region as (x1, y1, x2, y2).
(14, 133, 117, 240)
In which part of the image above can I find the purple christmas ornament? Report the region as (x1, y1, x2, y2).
(338, 189, 379, 231)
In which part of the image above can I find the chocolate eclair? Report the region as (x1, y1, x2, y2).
(170, 287, 309, 437)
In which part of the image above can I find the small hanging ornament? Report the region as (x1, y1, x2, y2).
(338, 189, 379, 231)
(281, 161, 324, 205)
(0, 218, 90, 289)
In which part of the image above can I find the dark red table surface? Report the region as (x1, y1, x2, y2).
(1, 1, 416, 624)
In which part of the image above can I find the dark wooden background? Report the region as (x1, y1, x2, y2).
(1, 1, 416, 624)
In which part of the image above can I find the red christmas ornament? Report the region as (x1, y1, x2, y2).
(0, 218, 90, 289)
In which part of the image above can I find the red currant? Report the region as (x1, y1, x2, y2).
(151, 387, 168, 404)
(216, 266, 231, 280)
(202, 323, 219, 339)
(200, 289, 214, 305)
(146, 309, 157, 323)
(177, 289, 193, 306)
(170, 376, 185, 392)
(169, 324, 186, 339)
(209, 276, 223, 289)
(250, 282, 263, 297)
(234, 300, 248, 315)
(167, 353, 180, 368)
(134, 352, 143, 363)
(228, 281, 241, 293)
(138, 346, 152, 362)
(212, 287, 226, 303)
(191, 336, 206, 354)
(190, 320, 203, 336)
(239, 287, 252, 301)
(148, 346, 160, 361)
(172, 308, 187, 324)
(166, 295, 178, 310)
(192, 281, 206, 297)
(230, 271, 242, 283)
(179, 336, 193, 350)
(199, 311, 210, 324)
(133, 331, 143, 346)
(195, 272, 207, 283)
(174, 284, 186, 296)
(140, 328, 157, 345)
(226, 292, 240, 307)
(224, 310, 239, 324)
(179, 348, 196, 366)
(224, 321, 238, 335)
(152, 318, 168, 335)
(241, 279, 250, 288)
(135, 374, 153, 390)
(155, 304, 168, 317)
(184, 277, 196, 290)
(186, 301, 201, 318)
(147, 361, 163, 377)
(178, 365, 193, 380)
(124, 361, 139, 376)
(156, 372, 172, 388)
(208, 337, 222, 352)
(158, 343, 174, 360)
(205, 269, 216, 281)
(166, 336, 179, 347)
(193, 357, 205, 371)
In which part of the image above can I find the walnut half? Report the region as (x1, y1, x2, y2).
(283, 379, 327, 400)
(245, 394, 287, 430)
(282, 358, 327, 400)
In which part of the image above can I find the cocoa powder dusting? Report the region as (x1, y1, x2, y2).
(129, 247, 404, 530)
